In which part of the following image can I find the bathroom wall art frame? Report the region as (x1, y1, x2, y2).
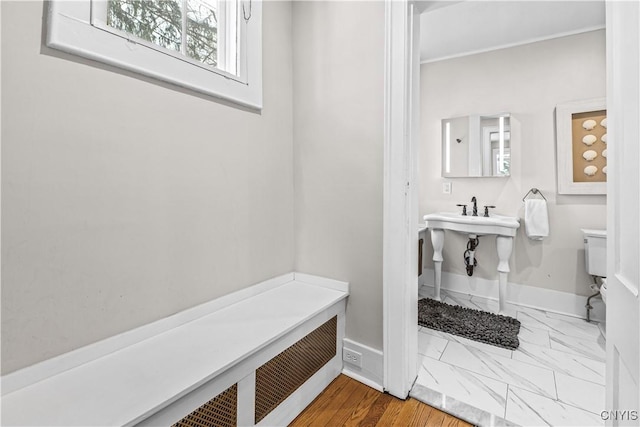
(555, 98, 607, 195)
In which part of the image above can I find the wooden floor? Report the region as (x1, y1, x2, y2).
(290, 375, 473, 426)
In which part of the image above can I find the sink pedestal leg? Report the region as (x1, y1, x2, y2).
(496, 235, 514, 314)
(430, 228, 444, 301)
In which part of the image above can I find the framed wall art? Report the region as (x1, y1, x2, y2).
(556, 98, 607, 195)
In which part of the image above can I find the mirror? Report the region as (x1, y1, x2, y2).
(442, 113, 511, 177)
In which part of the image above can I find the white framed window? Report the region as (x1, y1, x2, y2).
(47, 0, 262, 109)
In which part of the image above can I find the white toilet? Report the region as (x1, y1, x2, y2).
(582, 229, 607, 334)
(583, 228, 607, 280)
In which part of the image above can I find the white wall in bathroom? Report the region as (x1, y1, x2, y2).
(419, 30, 607, 297)
(292, 1, 386, 352)
(1, 1, 294, 374)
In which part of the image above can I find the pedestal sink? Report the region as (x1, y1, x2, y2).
(423, 212, 520, 313)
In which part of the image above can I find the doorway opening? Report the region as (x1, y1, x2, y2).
(384, 1, 639, 425)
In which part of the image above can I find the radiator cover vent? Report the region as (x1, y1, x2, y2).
(254, 316, 337, 423)
(173, 383, 237, 427)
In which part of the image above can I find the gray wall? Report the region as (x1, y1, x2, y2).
(2, 1, 605, 378)
(293, 1, 385, 351)
(1, 1, 294, 374)
(420, 30, 607, 297)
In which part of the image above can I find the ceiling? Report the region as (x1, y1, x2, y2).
(420, 1, 606, 63)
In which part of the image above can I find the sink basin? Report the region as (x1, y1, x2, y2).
(423, 211, 520, 313)
(423, 212, 520, 237)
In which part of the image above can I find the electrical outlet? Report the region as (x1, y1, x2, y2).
(442, 182, 452, 194)
(343, 348, 362, 368)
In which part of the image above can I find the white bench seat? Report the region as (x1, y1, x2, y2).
(1, 275, 348, 426)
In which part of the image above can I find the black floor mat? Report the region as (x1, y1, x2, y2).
(418, 298, 521, 350)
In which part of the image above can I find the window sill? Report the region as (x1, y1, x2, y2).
(47, 1, 263, 109)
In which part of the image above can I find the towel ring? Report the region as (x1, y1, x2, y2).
(523, 188, 547, 202)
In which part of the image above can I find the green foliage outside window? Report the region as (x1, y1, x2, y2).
(107, 0, 219, 67)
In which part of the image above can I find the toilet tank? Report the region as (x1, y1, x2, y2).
(582, 229, 607, 277)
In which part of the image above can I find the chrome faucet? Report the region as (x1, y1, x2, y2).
(471, 196, 478, 216)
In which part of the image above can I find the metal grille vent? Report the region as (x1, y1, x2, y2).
(255, 316, 337, 423)
(173, 383, 237, 427)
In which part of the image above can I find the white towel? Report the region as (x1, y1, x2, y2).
(524, 199, 549, 240)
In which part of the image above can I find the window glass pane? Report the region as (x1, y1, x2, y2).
(107, 0, 182, 52)
(186, 0, 218, 68)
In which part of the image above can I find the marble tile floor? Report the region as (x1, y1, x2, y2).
(411, 286, 606, 427)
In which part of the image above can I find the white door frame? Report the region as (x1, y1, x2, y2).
(605, 0, 640, 423)
(383, 0, 640, 408)
(382, 0, 421, 398)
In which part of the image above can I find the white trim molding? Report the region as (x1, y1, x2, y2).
(604, 0, 640, 418)
(46, 0, 263, 109)
(421, 25, 606, 65)
(383, 0, 420, 399)
(341, 338, 384, 392)
(420, 268, 606, 323)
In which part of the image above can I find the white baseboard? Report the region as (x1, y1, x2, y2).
(421, 268, 606, 323)
(341, 338, 384, 392)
